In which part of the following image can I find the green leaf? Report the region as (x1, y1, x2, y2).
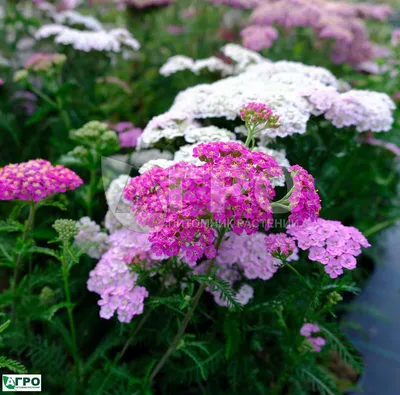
(28, 246, 60, 260)
(299, 367, 339, 395)
(0, 356, 27, 374)
(25, 104, 55, 126)
(189, 275, 243, 312)
(224, 314, 240, 360)
(320, 325, 364, 373)
(0, 220, 24, 233)
(42, 302, 74, 321)
(0, 320, 11, 334)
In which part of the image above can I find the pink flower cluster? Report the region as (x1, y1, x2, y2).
(87, 229, 161, 323)
(125, 141, 319, 264)
(240, 102, 280, 128)
(288, 165, 321, 225)
(241, 25, 278, 51)
(300, 323, 326, 352)
(0, 159, 82, 202)
(125, 142, 285, 263)
(264, 233, 296, 258)
(239, 0, 392, 66)
(288, 219, 371, 279)
(113, 122, 142, 148)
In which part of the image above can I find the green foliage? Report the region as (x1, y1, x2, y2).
(190, 274, 243, 311)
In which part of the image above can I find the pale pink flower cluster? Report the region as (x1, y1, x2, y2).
(241, 26, 278, 51)
(0, 159, 82, 202)
(235, 0, 393, 67)
(113, 122, 143, 148)
(87, 229, 161, 323)
(300, 323, 326, 352)
(391, 29, 400, 46)
(288, 219, 370, 278)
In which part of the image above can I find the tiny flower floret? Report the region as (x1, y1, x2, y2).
(0, 159, 83, 201)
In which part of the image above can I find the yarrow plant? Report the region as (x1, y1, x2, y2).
(1, 1, 396, 394)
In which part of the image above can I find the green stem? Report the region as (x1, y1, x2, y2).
(244, 126, 254, 148)
(95, 308, 153, 395)
(148, 227, 228, 384)
(27, 83, 58, 108)
(285, 261, 312, 290)
(61, 242, 81, 381)
(12, 203, 36, 316)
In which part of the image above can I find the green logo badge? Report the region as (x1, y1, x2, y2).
(3, 376, 15, 390)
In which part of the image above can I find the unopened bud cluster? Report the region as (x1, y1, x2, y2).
(70, 121, 119, 155)
(240, 102, 280, 129)
(53, 219, 78, 242)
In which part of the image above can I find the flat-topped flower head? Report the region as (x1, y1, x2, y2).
(125, 142, 289, 263)
(0, 159, 82, 202)
(240, 102, 280, 129)
(288, 218, 370, 279)
(87, 229, 159, 323)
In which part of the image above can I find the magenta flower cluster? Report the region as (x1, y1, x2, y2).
(264, 233, 296, 258)
(300, 323, 326, 352)
(288, 219, 371, 279)
(87, 228, 161, 323)
(126, 142, 283, 263)
(240, 102, 280, 128)
(124, 141, 320, 264)
(113, 121, 143, 148)
(288, 165, 321, 225)
(0, 159, 83, 202)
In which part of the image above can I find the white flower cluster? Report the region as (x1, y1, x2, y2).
(104, 175, 143, 234)
(35, 24, 140, 52)
(151, 44, 395, 140)
(52, 10, 103, 31)
(138, 121, 236, 150)
(160, 55, 233, 77)
(159, 44, 266, 77)
(74, 217, 109, 259)
(137, 112, 201, 149)
(221, 43, 266, 73)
